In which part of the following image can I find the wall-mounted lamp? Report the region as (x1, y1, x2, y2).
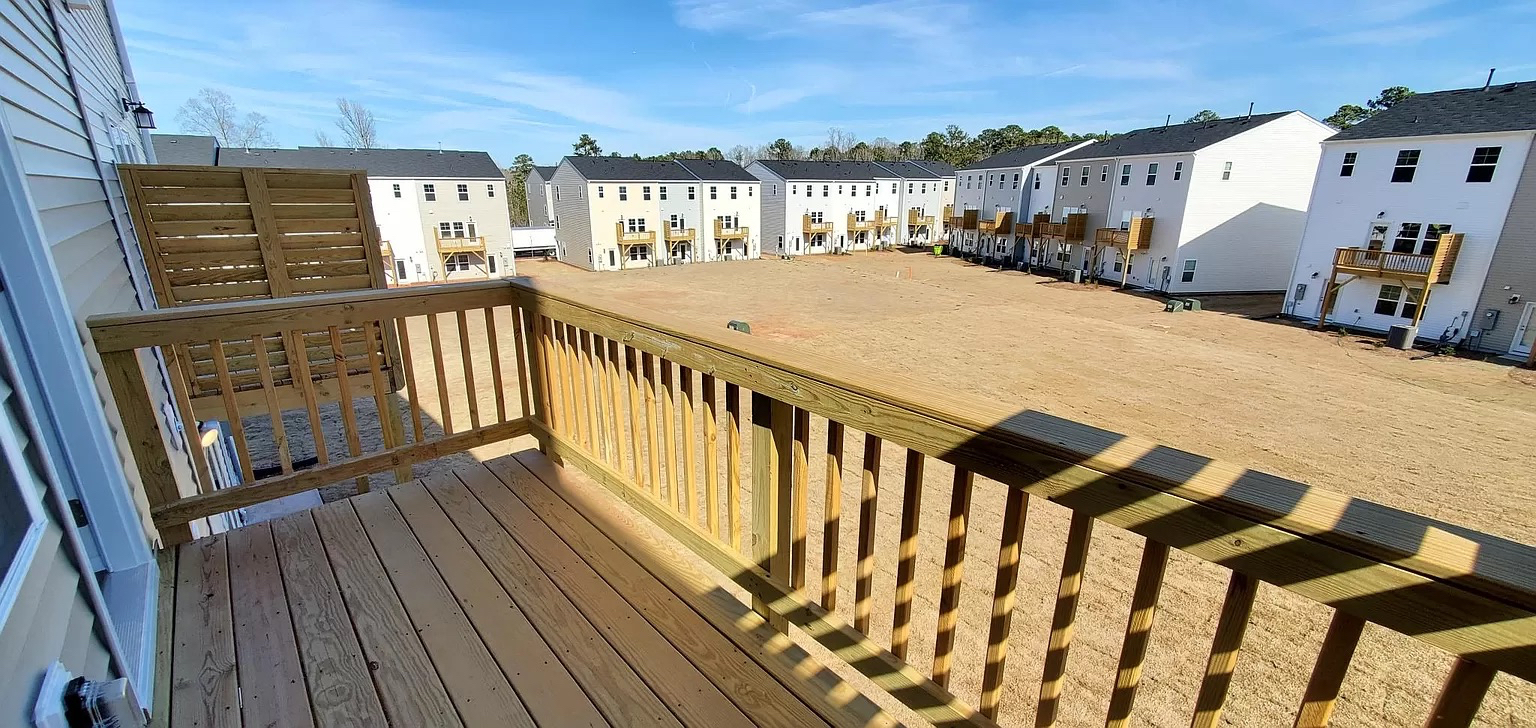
(1376, 211, 1386, 219)
(122, 98, 155, 129)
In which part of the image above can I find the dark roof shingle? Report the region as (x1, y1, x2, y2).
(910, 160, 956, 176)
(216, 147, 504, 178)
(529, 165, 557, 181)
(752, 160, 900, 181)
(151, 134, 219, 165)
(563, 157, 704, 181)
(1327, 82, 1536, 141)
(1056, 112, 1295, 161)
(874, 161, 939, 179)
(960, 141, 1086, 170)
(674, 158, 758, 181)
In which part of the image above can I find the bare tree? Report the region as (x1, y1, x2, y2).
(335, 98, 380, 148)
(176, 88, 276, 147)
(726, 144, 754, 166)
(823, 127, 856, 160)
(314, 130, 335, 146)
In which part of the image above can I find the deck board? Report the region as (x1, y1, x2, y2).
(164, 451, 905, 728)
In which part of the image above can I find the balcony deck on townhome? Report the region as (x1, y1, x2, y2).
(1331, 234, 1463, 285)
(802, 214, 834, 236)
(977, 211, 1014, 235)
(907, 208, 935, 228)
(435, 233, 487, 254)
(615, 222, 658, 247)
(1093, 217, 1155, 251)
(714, 219, 749, 240)
(1036, 213, 1088, 244)
(663, 221, 696, 242)
(847, 212, 877, 232)
(87, 277, 1536, 728)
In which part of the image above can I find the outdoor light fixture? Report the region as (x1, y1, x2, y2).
(122, 98, 155, 129)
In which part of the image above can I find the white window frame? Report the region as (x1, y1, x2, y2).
(392, 183, 401, 198)
(1146, 162, 1159, 186)
(487, 184, 495, 197)
(619, 185, 628, 201)
(1340, 152, 1357, 177)
(1079, 166, 1089, 186)
(1467, 147, 1500, 183)
(1119, 165, 1131, 186)
(1100, 165, 1108, 183)
(423, 183, 436, 201)
(1173, 161, 1183, 181)
(1180, 259, 1197, 283)
(457, 183, 469, 201)
(643, 186, 652, 201)
(1222, 161, 1234, 181)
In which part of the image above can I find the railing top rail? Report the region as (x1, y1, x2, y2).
(87, 279, 517, 353)
(509, 276, 1536, 676)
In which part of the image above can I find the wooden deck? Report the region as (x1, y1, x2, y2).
(158, 450, 893, 728)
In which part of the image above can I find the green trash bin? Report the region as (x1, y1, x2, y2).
(932, 244, 944, 256)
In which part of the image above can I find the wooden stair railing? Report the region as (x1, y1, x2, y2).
(509, 276, 1536, 728)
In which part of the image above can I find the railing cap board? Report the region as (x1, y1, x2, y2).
(86, 279, 519, 353)
(506, 277, 1536, 618)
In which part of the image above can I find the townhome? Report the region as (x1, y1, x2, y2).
(1286, 81, 1536, 359)
(917, 160, 958, 241)
(750, 160, 957, 255)
(879, 161, 951, 247)
(212, 145, 514, 284)
(526, 165, 557, 226)
(951, 141, 1092, 262)
(1039, 111, 1331, 290)
(549, 157, 761, 270)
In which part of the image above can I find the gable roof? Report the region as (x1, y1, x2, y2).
(910, 160, 956, 177)
(1056, 112, 1294, 161)
(529, 165, 557, 181)
(674, 158, 759, 181)
(152, 134, 219, 165)
(563, 156, 706, 181)
(874, 161, 939, 179)
(217, 146, 505, 178)
(1328, 82, 1536, 141)
(752, 160, 900, 181)
(960, 141, 1087, 171)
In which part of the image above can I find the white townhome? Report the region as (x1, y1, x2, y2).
(550, 157, 762, 270)
(525, 165, 557, 226)
(215, 145, 514, 285)
(950, 141, 1094, 261)
(748, 160, 955, 255)
(1038, 111, 1332, 291)
(1286, 81, 1536, 358)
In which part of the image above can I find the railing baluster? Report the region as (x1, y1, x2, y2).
(890, 448, 925, 658)
(456, 310, 480, 430)
(207, 338, 254, 483)
(483, 307, 506, 423)
(725, 381, 742, 551)
(1106, 540, 1171, 727)
(99, 349, 194, 545)
(932, 467, 974, 688)
(701, 373, 720, 538)
(328, 325, 368, 493)
(641, 351, 661, 498)
(1422, 658, 1496, 728)
(791, 407, 810, 591)
(623, 345, 644, 487)
(539, 316, 563, 437)
(1038, 511, 1095, 728)
(853, 433, 882, 634)
(1190, 572, 1260, 728)
(515, 306, 547, 451)
(285, 330, 329, 464)
(578, 329, 600, 455)
(680, 366, 698, 523)
(250, 333, 291, 474)
(980, 486, 1030, 720)
(820, 420, 844, 611)
(425, 313, 454, 435)
(587, 332, 609, 462)
(566, 324, 589, 448)
(364, 321, 407, 482)
(750, 392, 794, 633)
(558, 322, 580, 442)
(605, 339, 627, 475)
(394, 318, 425, 443)
(1292, 610, 1367, 728)
(660, 359, 679, 510)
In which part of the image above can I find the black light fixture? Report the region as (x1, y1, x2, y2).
(121, 98, 155, 129)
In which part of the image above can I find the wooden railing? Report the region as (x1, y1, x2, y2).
(615, 223, 657, 245)
(435, 234, 486, 253)
(662, 221, 695, 241)
(714, 220, 749, 240)
(847, 213, 877, 231)
(88, 281, 532, 545)
(803, 215, 834, 235)
(510, 277, 1536, 728)
(89, 276, 1536, 726)
(909, 208, 935, 227)
(1333, 236, 1462, 284)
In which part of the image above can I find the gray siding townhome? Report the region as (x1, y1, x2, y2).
(526, 164, 556, 227)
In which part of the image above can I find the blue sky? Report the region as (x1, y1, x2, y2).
(120, 0, 1536, 166)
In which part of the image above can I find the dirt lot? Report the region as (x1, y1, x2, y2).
(242, 252, 1535, 726)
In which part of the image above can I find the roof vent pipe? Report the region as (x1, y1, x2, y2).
(1164, 114, 1170, 128)
(1485, 68, 1496, 90)
(1246, 102, 1254, 120)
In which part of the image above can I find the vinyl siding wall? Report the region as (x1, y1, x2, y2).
(550, 162, 595, 269)
(1471, 140, 1536, 354)
(526, 171, 551, 226)
(753, 166, 787, 254)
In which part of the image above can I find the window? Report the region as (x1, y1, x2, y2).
(1422, 224, 1452, 256)
(597, 185, 605, 199)
(1468, 147, 1501, 182)
(688, 186, 696, 200)
(643, 186, 652, 200)
(944, 180, 950, 192)
(1060, 167, 1070, 186)
(771, 184, 778, 195)
(487, 184, 496, 198)
(891, 183, 897, 193)
(423, 183, 436, 201)
(669, 213, 685, 229)
(909, 182, 915, 194)
(823, 185, 829, 197)
(628, 245, 650, 261)
(392, 183, 401, 198)
(1146, 163, 1159, 186)
(1340, 152, 1357, 177)
(488, 255, 497, 273)
(1013, 173, 1020, 189)
(660, 185, 668, 201)
(865, 184, 872, 195)
(1391, 150, 1419, 182)
(457, 183, 469, 201)
(851, 185, 858, 197)
(1173, 161, 1183, 181)
(444, 252, 471, 271)
(1392, 223, 1422, 253)
(619, 185, 628, 201)
(809, 211, 824, 223)
(1119, 165, 1131, 186)
(966, 175, 972, 189)
(705, 185, 714, 200)
(1080, 167, 1089, 186)
(438, 221, 452, 237)
(609, 250, 617, 268)
(748, 186, 753, 197)
(626, 218, 647, 233)
(395, 259, 407, 279)
(1100, 165, 1108, 183)
(1180, 259, 1197, 283)
(1375, 284, 1423, 319)
(922, 182, 928, 194)
(838, 185, 844, 195)
(726, 185, 735, 199)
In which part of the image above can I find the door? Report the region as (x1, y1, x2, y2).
(1512, 302, 1536, 357)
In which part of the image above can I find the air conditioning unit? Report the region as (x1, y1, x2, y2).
(33, 664, 146, 727)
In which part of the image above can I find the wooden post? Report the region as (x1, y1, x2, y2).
(100, 350, 194, 546)
(750, 392, 793, 633)
(1422, 658, 1496, 728)
(1316, 268, 1341, 329)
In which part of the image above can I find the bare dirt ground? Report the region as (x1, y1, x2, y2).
(240, 252, 1535, 727)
